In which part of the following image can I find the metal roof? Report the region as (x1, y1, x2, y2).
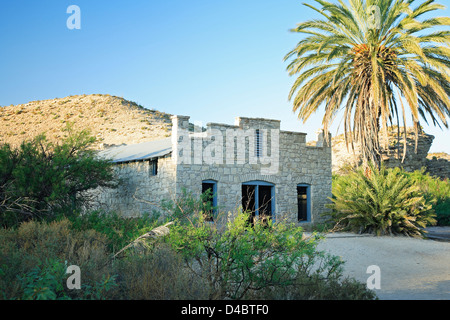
(98, 137, 172, 163)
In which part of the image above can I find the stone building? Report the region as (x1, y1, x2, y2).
(89, 115, 332, 224)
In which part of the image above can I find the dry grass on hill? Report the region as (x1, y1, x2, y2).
(0, 94, 173, 149)
(427, 152, 450, 161)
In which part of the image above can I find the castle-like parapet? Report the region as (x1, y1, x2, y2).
(235, 117, 281, 131)
(171, 115, 191, 130)
(170, 115, 331, 174)
(315, 129, 332, 148)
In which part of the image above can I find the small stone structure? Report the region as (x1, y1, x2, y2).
(87, 115, 333, 224)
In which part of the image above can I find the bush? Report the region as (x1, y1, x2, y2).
(0, 218, 205, 300)
(0, 219, 116, 300)
(112, 244, 210, 300)
(259, 272, 376, 300)
(403, 170, 450, 226)
(328, 163, 436, 236)
(67, 210, 160, 253)
(0, 126, 117, 228)
(0, 192, 376, 300)
(163, 207, 376, 300)
(17, 259, 69, 300)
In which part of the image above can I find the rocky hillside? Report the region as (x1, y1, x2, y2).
(329, 127, 435, 172)
(0, 94, 173, 149)
(317, 127, 450, 179)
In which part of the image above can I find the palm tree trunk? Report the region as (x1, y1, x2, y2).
(360, 102, 382, 169)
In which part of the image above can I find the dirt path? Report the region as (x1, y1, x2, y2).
(314, 232, 450, 300)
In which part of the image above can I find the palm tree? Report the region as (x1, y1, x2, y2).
(285, 0, 450, 166)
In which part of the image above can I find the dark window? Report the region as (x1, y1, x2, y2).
(297, 185, 309, 222)
(242, 181, 274, 226)
(255, 129, 262, 158)
(149, 159, 158, 176)
(202, 180, 217, 221)
(258, 185, 272, 218)
(242, 184, 256, 225)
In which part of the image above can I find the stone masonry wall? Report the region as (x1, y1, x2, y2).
(85, 153, 176, 217)
(172, 115, 332, 224)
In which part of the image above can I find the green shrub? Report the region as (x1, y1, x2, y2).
(67, 211, 160, 253)
(0, 219, 116, 300)
(403, 170, 450, 226)
(159, 188, 216, 223)
(259, 272, 376, 300)
(1, 195, 376, 300)
(328, 163, 436, 236)
(17, 259, 69, 300)
(0, 218, 209, 300)
(0, 126, 117, 228)
(15, 258, 118, 300)
(164, 208, 376, 300)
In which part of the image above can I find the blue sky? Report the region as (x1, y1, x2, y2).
(1, 0, 449, 153)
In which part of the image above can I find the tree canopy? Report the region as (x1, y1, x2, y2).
(285, 0, 450, 165)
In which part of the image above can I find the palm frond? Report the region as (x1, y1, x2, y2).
(285, 0, 450, 165)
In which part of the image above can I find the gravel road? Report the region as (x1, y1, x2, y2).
(314, 232, 450, 300)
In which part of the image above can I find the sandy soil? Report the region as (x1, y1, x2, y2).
(314, 232, 450, 300)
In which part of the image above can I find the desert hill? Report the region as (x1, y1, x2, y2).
(0, 94, 173, 149)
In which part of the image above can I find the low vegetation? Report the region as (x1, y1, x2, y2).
(0, 126, 116, 228)
(328, 163, 448, 236)
(164, 205, 375, 300)
(403, 170, 450, 226)
(0, 208, 377, 300)
(0, 218, 207, 300)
